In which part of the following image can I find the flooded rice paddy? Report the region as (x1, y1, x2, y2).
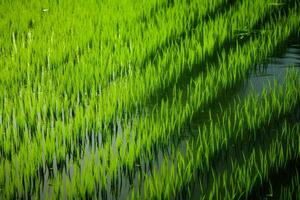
(1, 0, 300, 199)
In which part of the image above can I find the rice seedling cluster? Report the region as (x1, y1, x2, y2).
(0, 0, 299, 199)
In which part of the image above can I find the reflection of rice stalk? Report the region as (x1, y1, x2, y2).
(234, 27, 271, 40)
(267, 2, 286, 7)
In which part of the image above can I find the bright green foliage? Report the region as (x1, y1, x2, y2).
(0, 0, 299, 199)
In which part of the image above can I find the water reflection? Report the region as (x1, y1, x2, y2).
(242, 36, 300, 97)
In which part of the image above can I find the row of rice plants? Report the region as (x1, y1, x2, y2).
(135, 69, 300, 199)
(207, 121, 300, 199)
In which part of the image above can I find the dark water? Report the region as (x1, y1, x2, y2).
(241, 35, 300, 98)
